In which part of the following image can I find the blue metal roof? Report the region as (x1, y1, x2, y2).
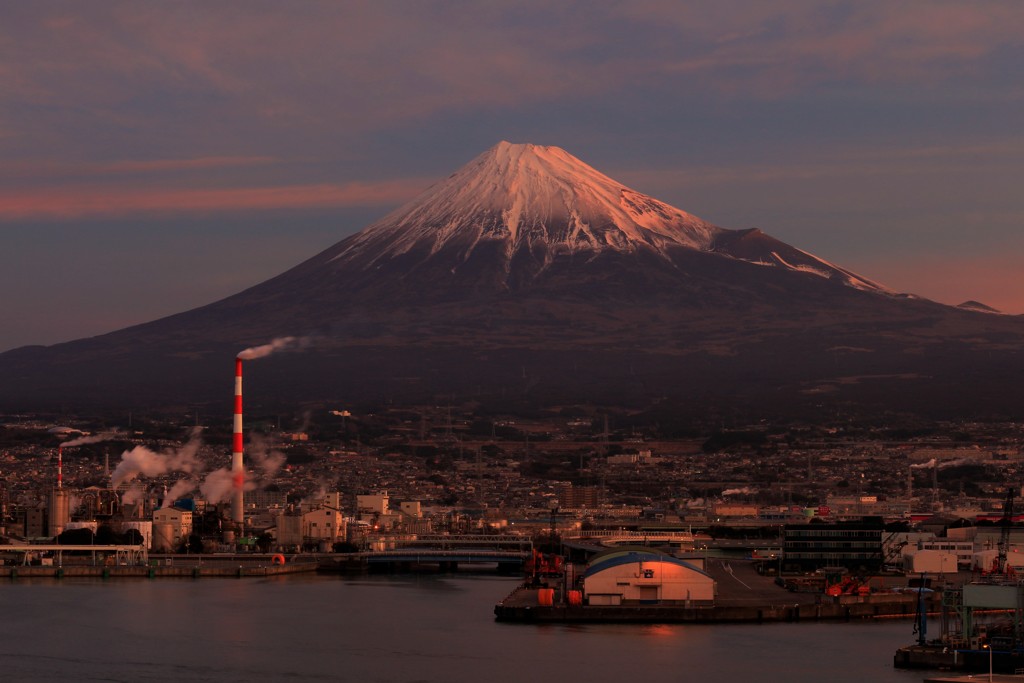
(581, 551, 711, 579)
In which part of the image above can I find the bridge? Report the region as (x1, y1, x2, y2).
(363, 548, 529, 569)
(330, 535, 533, 572)
(382, 534, 533, 551)
(569, 530, 698, 546)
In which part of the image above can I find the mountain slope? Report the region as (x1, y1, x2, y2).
(1, 141, 1022, 419)
(309, 141, 889, 295)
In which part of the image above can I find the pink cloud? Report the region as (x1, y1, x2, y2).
(95, 156, 276, 173)
(0, 156, 277, 181)
(0, 178, 428, 220)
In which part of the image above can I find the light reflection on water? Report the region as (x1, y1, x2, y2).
(0, 574, 928, 682)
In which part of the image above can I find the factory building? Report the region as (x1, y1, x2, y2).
(300, 507, 345, 542)
(152, 507, 193, 550)
(357, 491, 389, 516)
(276, 507, 346, 548)
(783, 519, 884, 572)
(582, 549, 716, 606)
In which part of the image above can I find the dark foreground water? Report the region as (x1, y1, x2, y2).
(0, 574, 928, 682)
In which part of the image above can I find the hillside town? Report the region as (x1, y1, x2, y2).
(3, 406, 1023, 575)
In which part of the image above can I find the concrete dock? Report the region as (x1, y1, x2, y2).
(495, 557, 935, 623)
(1, 555, 320, 579)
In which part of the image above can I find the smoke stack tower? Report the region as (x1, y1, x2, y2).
(232, 358, 245, 526)
(48, 447, 70, 538)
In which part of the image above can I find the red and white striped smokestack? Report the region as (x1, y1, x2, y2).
(232, 357, 245, 525)
(57, 447, 63, 489)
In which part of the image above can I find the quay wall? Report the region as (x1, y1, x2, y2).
(1, 563, 317, 579)
(495, 588, 932, 624)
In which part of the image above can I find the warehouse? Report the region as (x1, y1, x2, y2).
(581, 549, 716, 606)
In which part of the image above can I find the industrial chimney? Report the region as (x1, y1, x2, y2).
(232, 358, 245, 527)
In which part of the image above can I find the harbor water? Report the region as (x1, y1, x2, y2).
(0, 574, 929, 682)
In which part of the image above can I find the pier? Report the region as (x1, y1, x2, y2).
(495, 557, 937, 624)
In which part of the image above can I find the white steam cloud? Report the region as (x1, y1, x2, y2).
(61, 431, 122, 447)
(910, 457, 977, 470)
(722, 487, 757, 496)
(200, 468, 257, 504)
(938, 458, 976, 469)
(198, 437, 284, 505)
(111, 428, 203, 487)
(162, 479, 198, 508)
(105, 402, 290, 509)
(196, 433, 288, 505)
(237, 336, 307, 360)
(300, 482, 331, 510)
(122, 483, 146, 506)
(247, 433, 287, 480)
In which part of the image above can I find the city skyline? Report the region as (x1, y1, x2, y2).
(3, 2, 1023, 352)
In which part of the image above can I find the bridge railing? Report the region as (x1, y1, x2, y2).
(382, 535, 534, 551)
(569, 530, 695, 540)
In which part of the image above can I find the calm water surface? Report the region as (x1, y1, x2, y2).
(0, 574, 929, 682)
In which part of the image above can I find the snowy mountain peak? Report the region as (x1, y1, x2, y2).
(324, 141, 891, 296)
(332, 141, 721, 267)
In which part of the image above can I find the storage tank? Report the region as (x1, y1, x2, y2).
(152, 523, 175, 552)
(537, 588, 555, 606)
(48, 488, 71, 537)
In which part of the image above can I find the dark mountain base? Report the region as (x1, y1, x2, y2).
(3, 336, 1021, 424)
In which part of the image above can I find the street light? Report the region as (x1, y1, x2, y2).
(983, 642, 992, 683)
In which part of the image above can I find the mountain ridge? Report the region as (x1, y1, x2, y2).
(318, 142, 890, 296)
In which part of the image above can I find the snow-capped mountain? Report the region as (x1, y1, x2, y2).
(318, 141, 889, 295)
(2, 141, 1022, 419)
(335, 141, 722, 266)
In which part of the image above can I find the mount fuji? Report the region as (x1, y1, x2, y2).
(2, 142, 1023, 419)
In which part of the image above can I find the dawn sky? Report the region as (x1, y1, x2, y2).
(2, 1, 1023, 352)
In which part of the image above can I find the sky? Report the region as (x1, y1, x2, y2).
(2, 1, 1023, 352)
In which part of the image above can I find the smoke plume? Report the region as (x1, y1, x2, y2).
(237, 336, 306, 360)
(61, 431, 122, 447)
(299, 482, 331, 510)
(161, 479, 198, 508)
(111, 428, 203, 487)
(247, 432, 287, 480)
(200, 467, 256, 504)
(195, 433, 285, 505)
(722, 487, 757, 496)
(122, 483, 146, 506)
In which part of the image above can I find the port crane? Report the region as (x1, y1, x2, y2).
(526, 505, 564, 583)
